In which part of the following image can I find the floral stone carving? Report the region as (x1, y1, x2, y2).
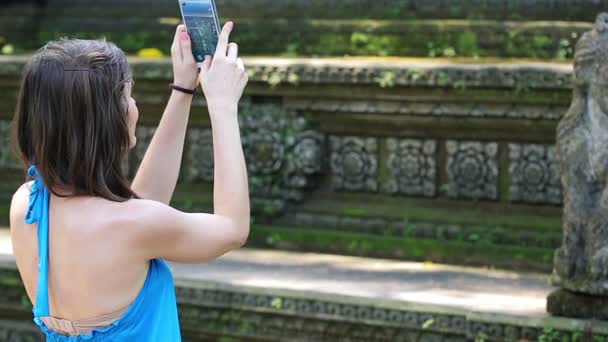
(330, 136, 378, 192)
(509, 144, 561, 204)
(385, 138, 437, 197)
(446, 141, 498, 200)
(188, 104, 325, 214)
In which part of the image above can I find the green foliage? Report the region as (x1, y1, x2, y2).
(456, 31, 480, 57)
(271, 297, 283, 310)
(556, 38, 574, 60)
(475, 332, 488, 342)
(266, 73, 282, 87)
(349, 32, 398, 56)
(377, 71, 396, 88)
(421, 319, 434, 330)
(8, 15, 589, 59)
(467, 233, 480, 242)
(266, 232, 282, 246)
(343, 208, 369, 216)
(249, 224, 553, 271)
(137, 48, 164, 59)
(1, 44, 15, 55)
(436, 71, 451, 86)
(408, 68, 425, 82)
(538, 327, 561, 342)
(506, 31, 556, 59)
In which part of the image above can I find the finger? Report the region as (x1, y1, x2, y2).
(199, 55, 212, 79)
(172, 25, 185, 62)
(180, 31, 196, 64)
(236, 58, 245, 71)
(227, 43, 238, 60)
(214, 21, 234, 60)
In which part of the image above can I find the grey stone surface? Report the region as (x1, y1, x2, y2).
(552, 13, 608, 305)
(0, 120, 21, 170)
(188, 128, 214, 182)
(385, 138, 437, 197)
(240, 103, 325, 207)
(509, 144, 561, 205)
(330, 136, 378, 192)
(168, 249, 553, 316)
(130, 126, 156, 176)
(446, 141, 498, 200)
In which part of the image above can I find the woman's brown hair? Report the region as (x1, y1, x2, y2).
(11, 38, 137, 201)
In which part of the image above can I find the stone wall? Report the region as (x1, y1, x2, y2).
(0, 56, 570, 271)
(1, 263, 608, 341)
(0, 0, 595, 58)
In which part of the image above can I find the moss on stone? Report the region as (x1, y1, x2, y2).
(299, 192, 561, 232)
(249, 225, 553, 272)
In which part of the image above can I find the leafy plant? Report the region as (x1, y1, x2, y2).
(266, 233, 282, 245)
(538, 327, 561, 342)
(377, 71, 396, 88)
(137, 48, 164, 59)
(1, 44, 15, 55)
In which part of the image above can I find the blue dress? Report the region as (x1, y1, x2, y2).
(25, 165, 182, 341)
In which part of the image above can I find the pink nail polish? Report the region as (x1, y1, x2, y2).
(180, 32, 189, 41)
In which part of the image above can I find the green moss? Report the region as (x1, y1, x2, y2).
(301, 193, 561, 233)
(342, 208, 369, 216)
(171, 184, 214, 212)
(6, 15, 592, 59)
(456, 31, 480, 57)
(249, 225, 553, 272)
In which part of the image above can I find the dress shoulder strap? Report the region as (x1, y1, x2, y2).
(25, 165, 51, 318)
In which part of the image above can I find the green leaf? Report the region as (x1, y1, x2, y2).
(422, 319, 434, 330)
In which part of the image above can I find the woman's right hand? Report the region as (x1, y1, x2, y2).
(199, 21, 248, 115)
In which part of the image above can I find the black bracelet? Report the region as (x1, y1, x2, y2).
(169, 83, 196, 95)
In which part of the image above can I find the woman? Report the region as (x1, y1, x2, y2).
(9, 21, 249, 340)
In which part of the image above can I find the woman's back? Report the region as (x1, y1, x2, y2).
(11, 181, 150, 321)
(11, 167, 181, 340)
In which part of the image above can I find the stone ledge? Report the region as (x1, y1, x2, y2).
(0, 56, 573, 90)
(1, 247, 606, 341)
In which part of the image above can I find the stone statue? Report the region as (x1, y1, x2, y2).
(549, 13, 608, 318)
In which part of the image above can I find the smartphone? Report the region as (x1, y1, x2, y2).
(178, 0, 221, 63)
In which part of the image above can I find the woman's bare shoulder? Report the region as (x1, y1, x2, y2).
(9, 182, 34, 227)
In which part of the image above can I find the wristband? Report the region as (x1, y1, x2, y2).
(169, 83, 196, 95)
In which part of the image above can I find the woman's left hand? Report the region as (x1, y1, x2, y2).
(171, 24, 199, 90)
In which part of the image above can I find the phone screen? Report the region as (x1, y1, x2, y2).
(179, 0, 220, 63)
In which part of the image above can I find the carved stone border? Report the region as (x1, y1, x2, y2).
(1, 265, 607, 341)
(286, 99, 567, 120)
(0, 58, 573, 91)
